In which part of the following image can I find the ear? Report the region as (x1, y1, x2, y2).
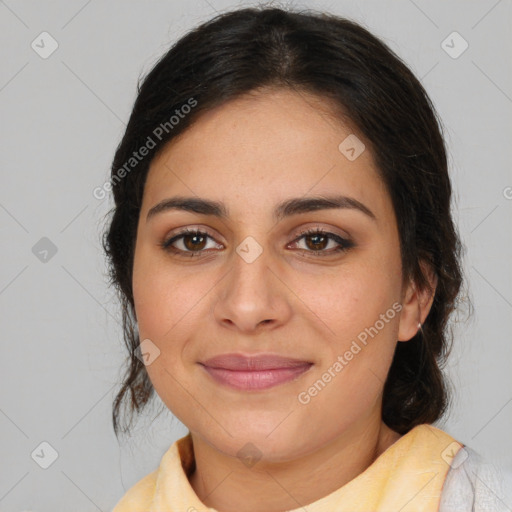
(397, 260, 438, 342)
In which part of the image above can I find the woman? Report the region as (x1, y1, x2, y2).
(104, 6, 506, 511)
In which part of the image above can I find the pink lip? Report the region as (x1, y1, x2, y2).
(200, 353, 313, 391)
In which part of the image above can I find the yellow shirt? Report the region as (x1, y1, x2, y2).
(112, 423, 463, 512)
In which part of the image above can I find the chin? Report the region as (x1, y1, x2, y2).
(205, 424, 312, 464)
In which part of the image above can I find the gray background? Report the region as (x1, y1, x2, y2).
(0, 0, 511, 510)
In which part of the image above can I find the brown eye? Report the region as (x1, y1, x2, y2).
(182, 233, 207, 251)
(290, 228, 354, 256)
(161, 229, 223, 257)
(304, 233, 329, 251)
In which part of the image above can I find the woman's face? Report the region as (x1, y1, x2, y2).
(132, 88, 422, 462)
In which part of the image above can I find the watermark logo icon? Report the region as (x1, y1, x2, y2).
(237, 442, 263, 468)
(31, 441, 59, 469)
(134, 338, 161, 366)
(441, 442, 468, 469)
(32, 237, 58, 263)
(441, 31, 469, 59)
(31, 32, 59, 59)
(338, 134, 365, 161)
(236, 236, 263, 263)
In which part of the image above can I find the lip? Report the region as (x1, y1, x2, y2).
(200, 354, 313, 391)
(199, 353, 313, 391)
(202, 353, 312, 370)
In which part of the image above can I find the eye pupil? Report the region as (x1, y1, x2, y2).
(306, 234, 327, 251)
(184, 233, 207, 251)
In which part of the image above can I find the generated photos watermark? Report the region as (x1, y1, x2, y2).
(298, 301, 403, 404)
(93, 97, 198, 200)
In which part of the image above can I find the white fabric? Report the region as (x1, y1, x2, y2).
(439, 446, 511, 511)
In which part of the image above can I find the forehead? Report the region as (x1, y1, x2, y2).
(142, 88, 391, 222)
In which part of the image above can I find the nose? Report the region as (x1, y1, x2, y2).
(212, 244, 293, 333)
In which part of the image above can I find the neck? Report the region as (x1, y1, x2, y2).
(188, 419, 401, 512)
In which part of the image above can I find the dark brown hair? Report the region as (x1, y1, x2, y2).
(103, 6, 465, 438)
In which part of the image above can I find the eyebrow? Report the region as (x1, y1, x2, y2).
(146, 194, 376, 223)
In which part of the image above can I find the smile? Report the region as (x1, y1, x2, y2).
(200, 363, 313, 391)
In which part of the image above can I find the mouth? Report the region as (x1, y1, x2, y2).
(199, 353, 314, 391)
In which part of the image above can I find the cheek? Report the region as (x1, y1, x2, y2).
(296, 253, 402, 398)
(132, 253, 202, 416)
(298, 279, 400, 434)
(132, 251, 211, 340)
(299, 260, 401, 335)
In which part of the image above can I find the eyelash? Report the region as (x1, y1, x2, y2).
(160, 227, 354, 258)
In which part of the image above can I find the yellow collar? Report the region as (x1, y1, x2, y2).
(114, 423, 462, 512)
